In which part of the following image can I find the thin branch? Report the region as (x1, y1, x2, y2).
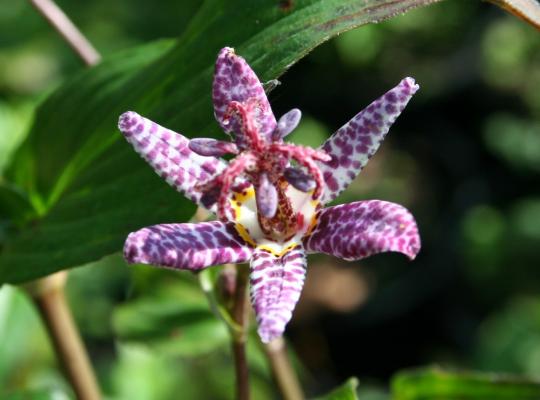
(26, 272, 101, 400)
(29, 0, 101, 66)
(264, 337, 304, 400)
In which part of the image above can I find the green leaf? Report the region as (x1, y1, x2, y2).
(315, 377, 359, 400)
(1, 0, 445, 284)
(114, 298, 214, 340)
(0, 184, 33, 225)
(392, 367, 540, 400)
(0, 100, 33, 176)
(0, 389, 68, 400)
(113, 290, 229, 357)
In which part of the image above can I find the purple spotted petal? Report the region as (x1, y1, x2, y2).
(188, 138, 239, 157)
(304, 200, 420, 260)
(199, 184, 221, 209)
(124, 221, 253, 270)
(318, 78, 419, 204)
(118, 111, 226, 207)
(256, 173, 278, 218)
(273, 108, 302, 141)
(250, 246, 307, 343)
(212, 47, 276, 145)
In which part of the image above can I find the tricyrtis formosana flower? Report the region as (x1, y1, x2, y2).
(118, 47, 421, 343)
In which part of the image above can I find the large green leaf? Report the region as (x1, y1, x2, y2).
(1, 0, 450, 284)
(392, 367, 540, 399)
(0, 184, 32, 226)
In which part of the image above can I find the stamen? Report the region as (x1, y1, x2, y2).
(225, 100, 264, 150)
(256, 173, 278, 218)
(284, 167, 316, 192)
(269, 143, 328, 198)
(189, 138, 239, 157)
(273, 109, 302, 141)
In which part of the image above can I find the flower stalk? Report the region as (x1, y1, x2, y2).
(264, 337, 304, 400)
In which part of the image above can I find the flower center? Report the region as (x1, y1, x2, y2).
(193, 97, 330, 249)
(229, 180, 320, 253)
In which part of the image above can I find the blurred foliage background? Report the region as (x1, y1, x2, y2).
(0, 0, 539, 399)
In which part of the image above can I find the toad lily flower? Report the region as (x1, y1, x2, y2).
(119, 47, 421, 343)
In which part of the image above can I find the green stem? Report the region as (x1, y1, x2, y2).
(198, 268, 241, 333)
(231, 265, 250, 400)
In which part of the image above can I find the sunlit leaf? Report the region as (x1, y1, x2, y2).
(0, 100, 33, 175)
(392, 367, 540, 399)
(0, 389, 70, 400)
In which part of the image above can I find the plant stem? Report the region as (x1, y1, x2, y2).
(26, 272, 101, 400)
(264, 337, 304, 400)
(28, 0, 101, 66)
(232, 340, 250, 400)
(231, 265, 250, 400)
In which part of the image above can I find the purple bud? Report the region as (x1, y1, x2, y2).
(273, 109, 301, 141)
(284, 167, 316, 192)
(256, 173, 278, 218)
(189, 138, 238, 157)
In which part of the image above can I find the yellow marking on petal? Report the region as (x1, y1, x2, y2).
(303, 198, 320, 238)
(257, 242, 299, 258)
(234, 223, 257, 247)
(229, 186, 255, 221)
(305, 213, 319, 237)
